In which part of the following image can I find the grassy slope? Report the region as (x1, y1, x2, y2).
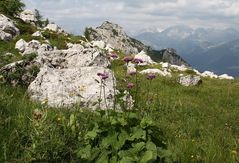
(0, 57, 238, 162)
(112, 58, 239, 162)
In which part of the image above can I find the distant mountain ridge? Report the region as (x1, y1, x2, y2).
(135, 26, 239, 76)
(87, 21, 190, 66)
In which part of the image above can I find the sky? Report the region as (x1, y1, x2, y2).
(22, 0, 239, 35)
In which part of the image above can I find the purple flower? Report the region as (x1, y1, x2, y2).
(110, 53, 118, 59)
(127, 83, 134, 89)
(133, 58, 143, 64)
(123, 56, 133, 63)
(147, 73, 156, 80)
(97, 72, 109, 80)
(129, 71, 137, 76)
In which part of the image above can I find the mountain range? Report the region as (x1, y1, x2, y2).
(134, 26, 239, 77)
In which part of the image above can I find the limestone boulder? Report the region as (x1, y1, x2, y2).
(32, 31, 43, 37)
(201, 71, 218, 79)
(140, 69, 172, 77)
(88, 21, 149, 54)
(134, 51, 155, 65)
(219, 74, 234, 80)
(28, 67, 115, 109)
(179, 75, 202, 86)
(44, 23, 64, 33)
(91, 40, 105, 49)
(20, 10, 37, 24)
(15, 39, 27, 52)
(0, 14, 19, 41)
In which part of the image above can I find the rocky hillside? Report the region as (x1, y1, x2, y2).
(0, 9, 235, 110)
(86, 21, 150, 54)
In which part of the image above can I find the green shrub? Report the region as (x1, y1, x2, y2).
(77, 110, 175, 162)
(0, 0, 25, 17)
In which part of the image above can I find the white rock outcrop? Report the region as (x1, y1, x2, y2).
(201, 71, 218, 79)
(28, 45, 116, 109)
(134, 51, 155, 65)
(140, 69, 172, 77)
(44, 23, 64, 33)
(162, 62, 170, 69)
(91, 40, 105, 49)
(28, 67, 115, 109)
(20, 10, 37, 24)
(15, 39, 53, 55)
(219, 74, 234, 80)
(23, 40, 41, 55)
(170, 64, 188, 72)
(88, 21, 149, 54)
(32, 31, 43, 37)
(0, 14, 19, 41)
(179, 75, 202, 86)
(15, 39, 27, 52)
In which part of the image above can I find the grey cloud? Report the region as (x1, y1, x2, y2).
(22, 0, 239, 34)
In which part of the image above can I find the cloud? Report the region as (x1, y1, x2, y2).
(22, 0, 239, 34)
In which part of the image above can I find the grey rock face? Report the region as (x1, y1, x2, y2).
(88, 21, 149, 54)
(27, 44, 116, 109)
(0, 14, 20, 41)
(36, 47, 110, 68)
(15, 39, 28, 52)
(0, 60, 40, 86)
(19, 10, 37, 24)
(162, 48, 190, 67)
(44, 23, 64, 33)
(179, 75, 202, 86)
(28, 67, 115, 109)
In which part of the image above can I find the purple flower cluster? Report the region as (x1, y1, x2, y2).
(147, 73, 157, 80)
(123, 56, 133, 63)
(129, 71, 137, 76)
(97, 72, 109, 80)
(127, 83, 134, 89)
(133, 58, 143, 64)
(110, 53, 118, 59)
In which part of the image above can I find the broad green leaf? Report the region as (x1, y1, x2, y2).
(89, 147, 101, 161)
(140, 150, 154, 163)
(128, 112, 138, 119)
(140, 117, 153, 129)
(101, 132, 118, 149)
(85, 130, 97, 140)
(118, 117, 127, 126)
(85, 125, 101, 140)
(132, 142, 145, 153)
(77, 145, 91, 159)
(119, 157, 136, 163)
(96, 150, 109, 163)
(146, 141, 157, 160)
(110, 156, 118, 163)
(129, 126, 146, 141)
(114, 129, 128, 150)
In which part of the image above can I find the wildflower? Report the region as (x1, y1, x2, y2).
(127, 83, 134, 89)
(147, 73, 156, 80)
(97, 72, 109, 80)
(110, 53, 118, 59)
(123, 56, 133, 63)
(129, 71, 137, 76)
(133, 58, 143, 64)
